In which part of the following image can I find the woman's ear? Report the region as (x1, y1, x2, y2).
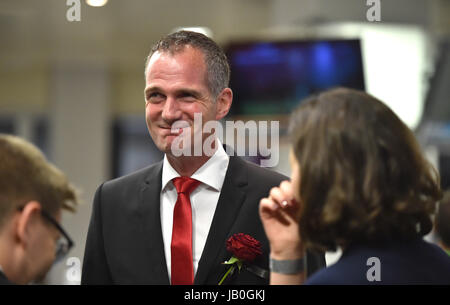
(16, 201, 42, 247)
(215, 88, 233, 120)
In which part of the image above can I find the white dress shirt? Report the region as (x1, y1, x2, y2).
(160, 139, 229, 281)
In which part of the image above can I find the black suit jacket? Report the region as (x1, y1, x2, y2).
(81, 155, 325, 284)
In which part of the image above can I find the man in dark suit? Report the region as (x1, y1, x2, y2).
(81, 31, 324, 285)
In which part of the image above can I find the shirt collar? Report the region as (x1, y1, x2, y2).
(161, 138, 229, 192)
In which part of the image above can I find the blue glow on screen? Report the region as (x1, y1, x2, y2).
(227, 40, 365, 115)
(233, 43, 283, 66)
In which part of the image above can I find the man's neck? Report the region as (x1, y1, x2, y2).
(166, 153, 213, 177)
(166, 140, 219, 177)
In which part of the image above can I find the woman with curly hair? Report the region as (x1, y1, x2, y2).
(260, 87, 450, 284)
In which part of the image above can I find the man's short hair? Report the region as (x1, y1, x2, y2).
(145, 30, 230, 99)
(0, 134, 78, 228)
(436, 191, 450, 247)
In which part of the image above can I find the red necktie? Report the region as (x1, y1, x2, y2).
(171, 177, 200, 285)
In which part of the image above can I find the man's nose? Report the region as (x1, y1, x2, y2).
(161, 97, 181, 123)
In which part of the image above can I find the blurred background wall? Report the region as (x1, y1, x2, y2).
(1, 0, 449, 284)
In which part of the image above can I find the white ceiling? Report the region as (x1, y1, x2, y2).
(0, 0, 448, 71)
(0, 0, 271, 70)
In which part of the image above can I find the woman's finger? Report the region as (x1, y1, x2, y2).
(279, 181, 295, 206)
(269, 187, 286, 206)
(259, 197, 279, 214)
(260, 197, 292, 226)
(270, 181, 297, 210)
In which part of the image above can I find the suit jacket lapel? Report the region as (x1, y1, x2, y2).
(138, 161, 170, 284)
(194, 156, 248, 284)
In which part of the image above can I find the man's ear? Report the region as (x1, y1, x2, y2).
(16, 201, 42, 246)
(215, 88, 233, 120)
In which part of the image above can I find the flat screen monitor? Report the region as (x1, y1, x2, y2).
(226, 39, 365, 115)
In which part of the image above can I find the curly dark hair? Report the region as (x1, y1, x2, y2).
(289, 88, 442, 252)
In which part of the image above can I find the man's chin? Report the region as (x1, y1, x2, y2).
(32, 273, 48, 284)
(29, 265, 53, 284)
(156, 138, 174, 154)
(157, 136, 188, 153)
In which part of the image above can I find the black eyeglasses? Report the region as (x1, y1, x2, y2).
(17, 206, 74, 263)
(40, 209, 74, 263)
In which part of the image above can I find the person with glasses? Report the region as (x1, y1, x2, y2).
(0, 134, 78, 285)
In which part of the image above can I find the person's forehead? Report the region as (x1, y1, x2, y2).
(146, 46, 206, 74)
(145, 47, 208, 87)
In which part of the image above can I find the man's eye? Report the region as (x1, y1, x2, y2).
(147, 93, 164, 102)
(180, 93, 196, 101)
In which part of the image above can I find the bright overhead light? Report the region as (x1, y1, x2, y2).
(172, 27, 213, 38)
(86, 0, 108, 7)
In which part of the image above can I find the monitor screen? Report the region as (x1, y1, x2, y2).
(226, 39, 365, 115)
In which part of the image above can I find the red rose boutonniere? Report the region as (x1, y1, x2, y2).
(218, 233, 264, 285)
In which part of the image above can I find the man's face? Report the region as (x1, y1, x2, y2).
(144, 46, 221, 155)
